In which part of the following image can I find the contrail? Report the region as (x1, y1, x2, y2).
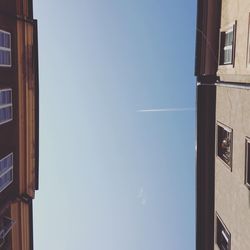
(137, 107, 195, 112)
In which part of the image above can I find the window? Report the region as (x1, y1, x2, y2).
(0, 153, 13, 193)
(220, 23, 236, 65)
(0, 216, 15, 247)
(217, 123, 233, 169)
(245, 138, 250, 188)
(0, 30, 11, 67)
(0, 89, 12, 125)
(216, 215, 231, 250)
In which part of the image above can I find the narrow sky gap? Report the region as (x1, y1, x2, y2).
(137, 107, 195, 112)
(34, 0, 196, 249)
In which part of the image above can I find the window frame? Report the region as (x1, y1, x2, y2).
(216, 122, 233, 170)
(216, 213, 231, 250)
(0, 30, 11, 67)
(219, 22, 237, 66)
(0, 153, 13, 193)
(245, 137, 250, 189)
(0, 88, 13, 125)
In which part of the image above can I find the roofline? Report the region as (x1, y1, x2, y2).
(194, 0, 205, 76)
(33, 19, 39, 191)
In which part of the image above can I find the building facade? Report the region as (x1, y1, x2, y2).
(196, 0, 250, 250)
(0, 0, 38, 249)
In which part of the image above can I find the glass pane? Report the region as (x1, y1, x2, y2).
(0, 50, 3, 64)
(0, 172, 11, 191)
(0, 32, 4, 47)
(4, 33, 10, 48)
(0, 155, 12, 176)
(0, 90, 12, 105)
(0, 106, 12, 123)
(224, 48, 232, 64)
(0, 32, 11, 48)
(225, 31, 233, 46)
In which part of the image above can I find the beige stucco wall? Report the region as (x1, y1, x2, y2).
(215, 85, 250, 250)
(217, 0, 250, 83)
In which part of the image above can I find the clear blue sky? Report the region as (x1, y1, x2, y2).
(33, 1, 196, 249)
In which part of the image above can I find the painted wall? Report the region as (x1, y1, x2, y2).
(215, 85, 250, 250)
(217, 0, 250, 83)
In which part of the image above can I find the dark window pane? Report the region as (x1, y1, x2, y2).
(0, 33, 4, 47)
(217, 124, 232, 167)
(216, 216, 230, 250)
